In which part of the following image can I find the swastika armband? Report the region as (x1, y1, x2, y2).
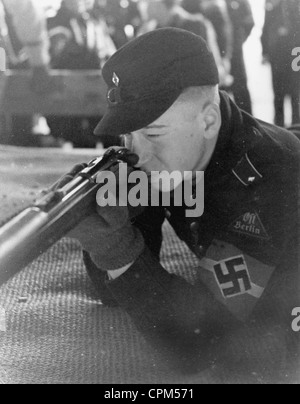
(196, 240, 276, 321)
(213, 256, 252, 298)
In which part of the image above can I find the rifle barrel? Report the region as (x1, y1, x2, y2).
(0, 149, 130, 287)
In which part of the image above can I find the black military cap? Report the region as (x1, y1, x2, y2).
(94, 28, 219, 137)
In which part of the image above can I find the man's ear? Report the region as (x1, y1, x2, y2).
(199, 103, 221, 140)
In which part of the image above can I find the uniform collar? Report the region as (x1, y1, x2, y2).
(206, 91, 262, 175)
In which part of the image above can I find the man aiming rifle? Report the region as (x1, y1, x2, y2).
(64, 28, 299, 378)
(1, 28, 299, 379)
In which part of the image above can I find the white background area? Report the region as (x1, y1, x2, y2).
(245, 0, 292, 125)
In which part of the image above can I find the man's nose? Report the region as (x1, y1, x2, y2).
(125, 134, 152, 168)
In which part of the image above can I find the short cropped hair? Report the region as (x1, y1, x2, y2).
(179, 86, 220, 108)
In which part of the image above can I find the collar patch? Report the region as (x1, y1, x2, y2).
(232, 153, 263, 187)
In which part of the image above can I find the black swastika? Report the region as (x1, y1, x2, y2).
(214, 257, 252, 298)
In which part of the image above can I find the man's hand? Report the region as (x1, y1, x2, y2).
(56, 149, 145, 271)
(68, 204, 144, 272)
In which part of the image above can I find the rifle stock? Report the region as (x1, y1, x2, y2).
(0, 148, 135, 287)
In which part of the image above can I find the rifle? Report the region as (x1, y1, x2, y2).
(0, 148, 138, 288)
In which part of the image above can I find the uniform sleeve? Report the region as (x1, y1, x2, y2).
(2, 0, 50, 66)
(105, 246, 240, 371)
(82, 206, 166, 307)
(133, 206, 166, 260)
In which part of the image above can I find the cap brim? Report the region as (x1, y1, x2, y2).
(94, 89, 182, 137)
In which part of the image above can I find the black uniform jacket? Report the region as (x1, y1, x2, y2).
(84, 92, 300, 365)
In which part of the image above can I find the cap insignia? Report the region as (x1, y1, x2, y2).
(112, 72, 120, 87)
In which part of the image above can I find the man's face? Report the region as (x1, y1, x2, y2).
(124, 95, 211, 192)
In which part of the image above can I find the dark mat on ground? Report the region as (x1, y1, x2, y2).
(0, 146, 298, 384)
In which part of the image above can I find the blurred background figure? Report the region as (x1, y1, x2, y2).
(1, 0, 51, 89)
(0, 0, 57, 146)
(262, 0, 300, 127)
(100, 0, 142, 48)
(182, 0, 233, 76)
(1, 0, 299, 149)
(225, 0, 254, 114)
(138, 0, 230, 87)
(48, 0, 116, 69)
(46, 0, 117, 147)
